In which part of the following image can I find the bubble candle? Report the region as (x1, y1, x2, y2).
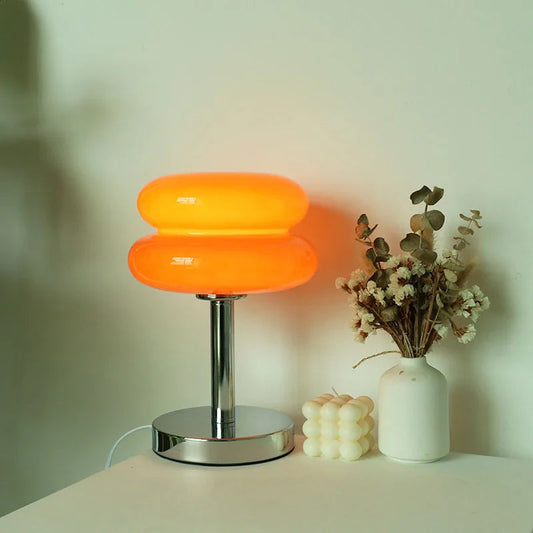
(302, 394, 375, 461)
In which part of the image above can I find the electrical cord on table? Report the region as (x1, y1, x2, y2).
(104, 425, 151, 469)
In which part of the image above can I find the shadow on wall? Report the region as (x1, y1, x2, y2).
(0, 1, 86, 278)
(446, 258, 503, 456)
(0, 2, 189, 517)
(0, 0, 87, 516)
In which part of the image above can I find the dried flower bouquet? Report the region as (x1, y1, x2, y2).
(336, 186, 490, 368)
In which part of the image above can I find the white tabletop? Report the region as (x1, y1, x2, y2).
(1, 436, 532, 532)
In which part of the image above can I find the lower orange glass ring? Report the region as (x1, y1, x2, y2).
(128, 234, 318, 294)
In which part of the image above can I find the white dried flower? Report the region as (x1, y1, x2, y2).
(361, 312, 374, 323)
(397, 266, 411, 280)
(360, 322, 375, 335)
(399, 254, 426, 276)
(362, 279, 387, 307)
(392, 284, 415, 306)
(353, 331, 368, 343)
(373, 288, 387, 306)
(471, 285, 490, 311)
(358, 288, 372, 304)
(347, 278, 360, 290)
(383, 256, 400, 269)
(348, 298, 365, 315)
(350, 269, 367, 283)
(345, 269, 368, 290)
(457, 324, 476, 344)
(434, 323, 449, 338)
(441, 249, 459, 260)
(388, 272, 400, 287)
(403, 284, 415, 298)
(350, 316, 362, 331)
(335, 277, 347, 289)
(471, 285, 484, 299)
(455, 288, 483, 319)
(410, 261, 427, 277)
(459, 289, 474, 301)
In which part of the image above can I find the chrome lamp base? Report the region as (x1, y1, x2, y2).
(153, 294, 294, 466)
(153, 406, 294, 465)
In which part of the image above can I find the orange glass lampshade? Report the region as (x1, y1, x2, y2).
(129, 172, 317, 294)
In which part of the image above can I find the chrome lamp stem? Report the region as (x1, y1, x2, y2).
(198, 294, 245, 439)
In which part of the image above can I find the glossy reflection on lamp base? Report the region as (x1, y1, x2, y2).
(152, 406, 294, 465)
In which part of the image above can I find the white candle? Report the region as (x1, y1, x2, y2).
(359, 436, 370, 455)
(303, 437, 321, 457)
(320, 420, 339, 439)
(339, 421, 363, 442)
(320, 402, 341, 420)
(302, 400, 322, 420)
(302, 419, 320, 438)
(339, 440, 363, 461)
(302, 394, 375, 461)
(339, 403, 363, 422)
(321, 439, 341, 459)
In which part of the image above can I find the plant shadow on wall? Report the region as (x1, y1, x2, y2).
(0, 0, 85, 275)
(0, 0, 117, 516)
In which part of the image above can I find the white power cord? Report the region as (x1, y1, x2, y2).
(105, 425, 152, 469)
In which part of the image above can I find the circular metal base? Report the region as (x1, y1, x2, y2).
(153, 406, 294, 465)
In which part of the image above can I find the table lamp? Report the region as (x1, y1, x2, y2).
(128, 172, 317, 465)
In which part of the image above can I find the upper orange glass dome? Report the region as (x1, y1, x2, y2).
(129, 172, 317, 294)
(137, 172, 309, 236)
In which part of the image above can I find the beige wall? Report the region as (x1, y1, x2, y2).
(1, 0, 531, 516)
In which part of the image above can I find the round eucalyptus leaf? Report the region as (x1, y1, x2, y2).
(355, 221, 369, 239)
(426, 210, 445, 230)
(366, 248, 377, 262)
(425, 187, 444, 205)
(412, 248, 437, 264)
(400, 233, 420, 251)
(373, 237, 390, 255)
(458, 226, 474, 235)
(409, 185, 431, 205)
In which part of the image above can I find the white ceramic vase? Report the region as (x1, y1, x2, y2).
(378, 356, 449, 463)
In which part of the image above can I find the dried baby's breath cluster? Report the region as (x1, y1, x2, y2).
(336, 186, 490, 367)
